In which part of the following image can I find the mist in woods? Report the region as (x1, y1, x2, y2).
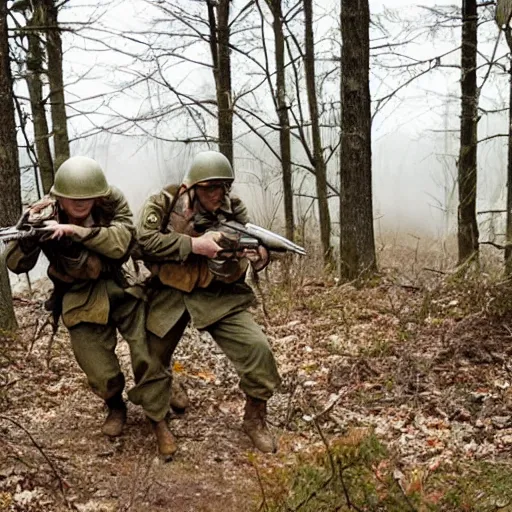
(8, 0, 512, 276)
(52, 3, 512, 229)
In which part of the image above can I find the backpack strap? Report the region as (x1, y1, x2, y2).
(161, 185, 183, 233)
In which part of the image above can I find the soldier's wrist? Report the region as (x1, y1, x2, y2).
(181, 235, 194, 259)
(70, 226, 93, 242)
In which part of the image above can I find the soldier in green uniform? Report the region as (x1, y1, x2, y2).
(137, 150, 282, 454)
(5, 156, 176, 457)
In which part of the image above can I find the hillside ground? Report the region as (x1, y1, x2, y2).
(2, 241, 512, 511)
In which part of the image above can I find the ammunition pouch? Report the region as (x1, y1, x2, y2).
(151, 225, 249, 290)
(207, 257, 248, 283)
(152, 259, 213, 292)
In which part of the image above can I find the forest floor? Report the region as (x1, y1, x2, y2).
(2, 248, 512, 511)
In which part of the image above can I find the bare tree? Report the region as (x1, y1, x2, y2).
(496, 2, 512, 273)
(207, 0, 233, 164)
(494, 0, 512, 272)
(303, 0, 332, 266)
(457, 0, 479, 265)
(339, 0, 376, 279)
(263, 0, 294, 240)
(12, 0, 55, 193)
(0, 0, 21, 332)
(42, 0, 69, 170)
(10, 0, 69, 190)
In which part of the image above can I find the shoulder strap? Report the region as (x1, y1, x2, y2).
(161, 187, 182, 233)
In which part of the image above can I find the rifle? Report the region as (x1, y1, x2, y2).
(216, 220, 306, 256)
(0, 198, 58, 245)
(0, 223, 53, 244)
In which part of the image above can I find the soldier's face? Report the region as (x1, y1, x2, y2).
(195, 181, 230, 212)
(59, 197, 95, 221)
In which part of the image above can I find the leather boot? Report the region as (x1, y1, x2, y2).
(242, 396, 277, 454)
(151, 419, 178, 458)
(170, 378, 190, 413)
(102, 393, 127, 437)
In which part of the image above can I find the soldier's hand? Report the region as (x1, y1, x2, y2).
(46, 223, 77, 240)
(243, 245, 270, 272)
(191, 231, 223, 258)
(15, 210, 31, 230)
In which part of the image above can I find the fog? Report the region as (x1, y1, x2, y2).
(8, 0, 512, 289)
(67, 122, 507, 240)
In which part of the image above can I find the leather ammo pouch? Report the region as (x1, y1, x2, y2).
(153, 259, 213, 292)
(154, 256, 247, 290)
(207, 257, 248, 284)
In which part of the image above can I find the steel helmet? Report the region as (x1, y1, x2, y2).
(51, 156, 110, 199)
(183, 151, 234, 188)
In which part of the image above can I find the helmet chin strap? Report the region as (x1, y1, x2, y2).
(185, 187, 196, 211)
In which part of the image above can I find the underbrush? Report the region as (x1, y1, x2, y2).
(255, 249, 512, 512)
(263, 243, 512, 324)
(254, 428, 512, 512)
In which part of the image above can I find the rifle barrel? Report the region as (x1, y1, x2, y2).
(220, 220, 306, 256)
(0, 226, 46, 243)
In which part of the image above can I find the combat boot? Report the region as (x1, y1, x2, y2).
(151, 419, 178, 458)
(242, 396, 277, 454)
(102, 393, 127, 437)
(170, 378, 190, 413)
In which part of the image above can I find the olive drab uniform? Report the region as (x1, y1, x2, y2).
(137, 186, 282, 403)
(5, 187, 172, 422)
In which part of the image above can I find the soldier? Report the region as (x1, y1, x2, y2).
(137, 150, 282, 453)
(5, 156, 177, 457)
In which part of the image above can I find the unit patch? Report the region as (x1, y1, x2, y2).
(145, 212, 160, 227)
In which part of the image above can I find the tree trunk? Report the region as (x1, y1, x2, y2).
(26, 13, 54, 193)
(0, 252, 17, 334)
(207, 0, 233, 165)
(304, 0, 332, 266)
(268, 0, 294, 241)
(505, 32, 512, 274)
(339, 0, 377, 280)
(457, 0, 479, 265)
(42, 0, 69, 170)
(0, 0, 21, 332)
